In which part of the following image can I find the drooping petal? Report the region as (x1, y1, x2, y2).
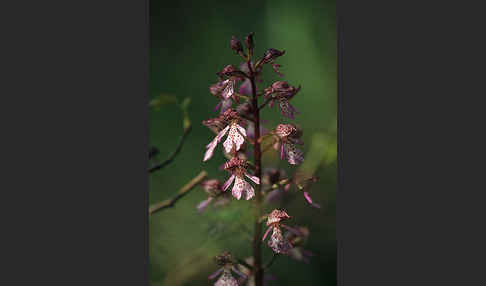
(222, 79, 235, 99)
(222, 175, 236, 191)
(236, 124, 247, 137)
(232, 176, 246, 200)
(262, 225, 273, 241)
(197, 197, 214, 213)
(231, 266, 248, 279)
(217, 125, 230, 141)
(204, 139, 218, 162)
(284, 143, 304, 165)
(304, 191, 321, 208)
(243, 182, 255, 200)
(223, 124, 245, 153)
(278, 98, 297, 119)
(215, 269, 238, 286)
(267, 227, 292, 254)
(244, 173, 260, 184)
(204, 126, 230, 162)
(208, 267, 224, 280)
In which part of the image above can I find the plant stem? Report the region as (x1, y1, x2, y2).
(249, 61, 264, 286)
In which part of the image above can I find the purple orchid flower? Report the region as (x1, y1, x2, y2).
(203, 109, 247, 162)
(263, 81, 301, 119)
(262, 209, 294, 254)
(273, 124, 304, 165)
(222, 157, 259, 200)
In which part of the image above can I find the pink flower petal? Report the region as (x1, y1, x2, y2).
(208, 267, 224, 280)
(223, 124, 245, 153)
(222, 79, 235, 99)
(262, 226, 273, 241)
(203, 139, 218, 162)
(245, 173, 260, 184)
(215, 270, 238, 286)
(197, 197, 213, 213)
(222, 175, 235, 191)
(232, 176, 245, 200)
(285, 143, 304, 165)
(244, 183, 255, 200)
(304, 192, 321, 208)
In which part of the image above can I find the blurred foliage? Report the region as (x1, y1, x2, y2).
(150, 0, 336, 285)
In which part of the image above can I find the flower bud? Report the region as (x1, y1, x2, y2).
(263, 48, 285, 63)
(230, 36, 243, 54)
(201, 179, 222, 196)
(245, 32, 254, 50)
(217, 64, 237, 78)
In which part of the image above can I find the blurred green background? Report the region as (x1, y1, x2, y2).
(149, 0, 336, 285)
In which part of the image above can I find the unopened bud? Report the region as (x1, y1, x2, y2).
(263, 48, 285, 63)
(230, 36, 243, 54)
(245, 32, 254, 50)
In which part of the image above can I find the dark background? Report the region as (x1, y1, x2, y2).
(150, 0, 337, 285)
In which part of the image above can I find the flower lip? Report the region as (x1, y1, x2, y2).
(266, 209, 291, 226)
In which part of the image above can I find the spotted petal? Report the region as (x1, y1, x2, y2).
(223, 124, 245, 154)
(214, 269, 238, 286)
(221, 79, 235, 99)
(267, 227, 292, 254)
(232, 176, 255, 200)
(203, 125, 229, 162)
(285, 143, 304, 165)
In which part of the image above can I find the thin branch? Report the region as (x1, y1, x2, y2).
(263, 253, 279, 270)
(149, 126, 192, 173)
(149, 170, 208, 215)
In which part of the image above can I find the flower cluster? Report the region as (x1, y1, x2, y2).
(202, 33, 320, 284)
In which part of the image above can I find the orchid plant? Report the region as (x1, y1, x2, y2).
(199, 33, 320, 286)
